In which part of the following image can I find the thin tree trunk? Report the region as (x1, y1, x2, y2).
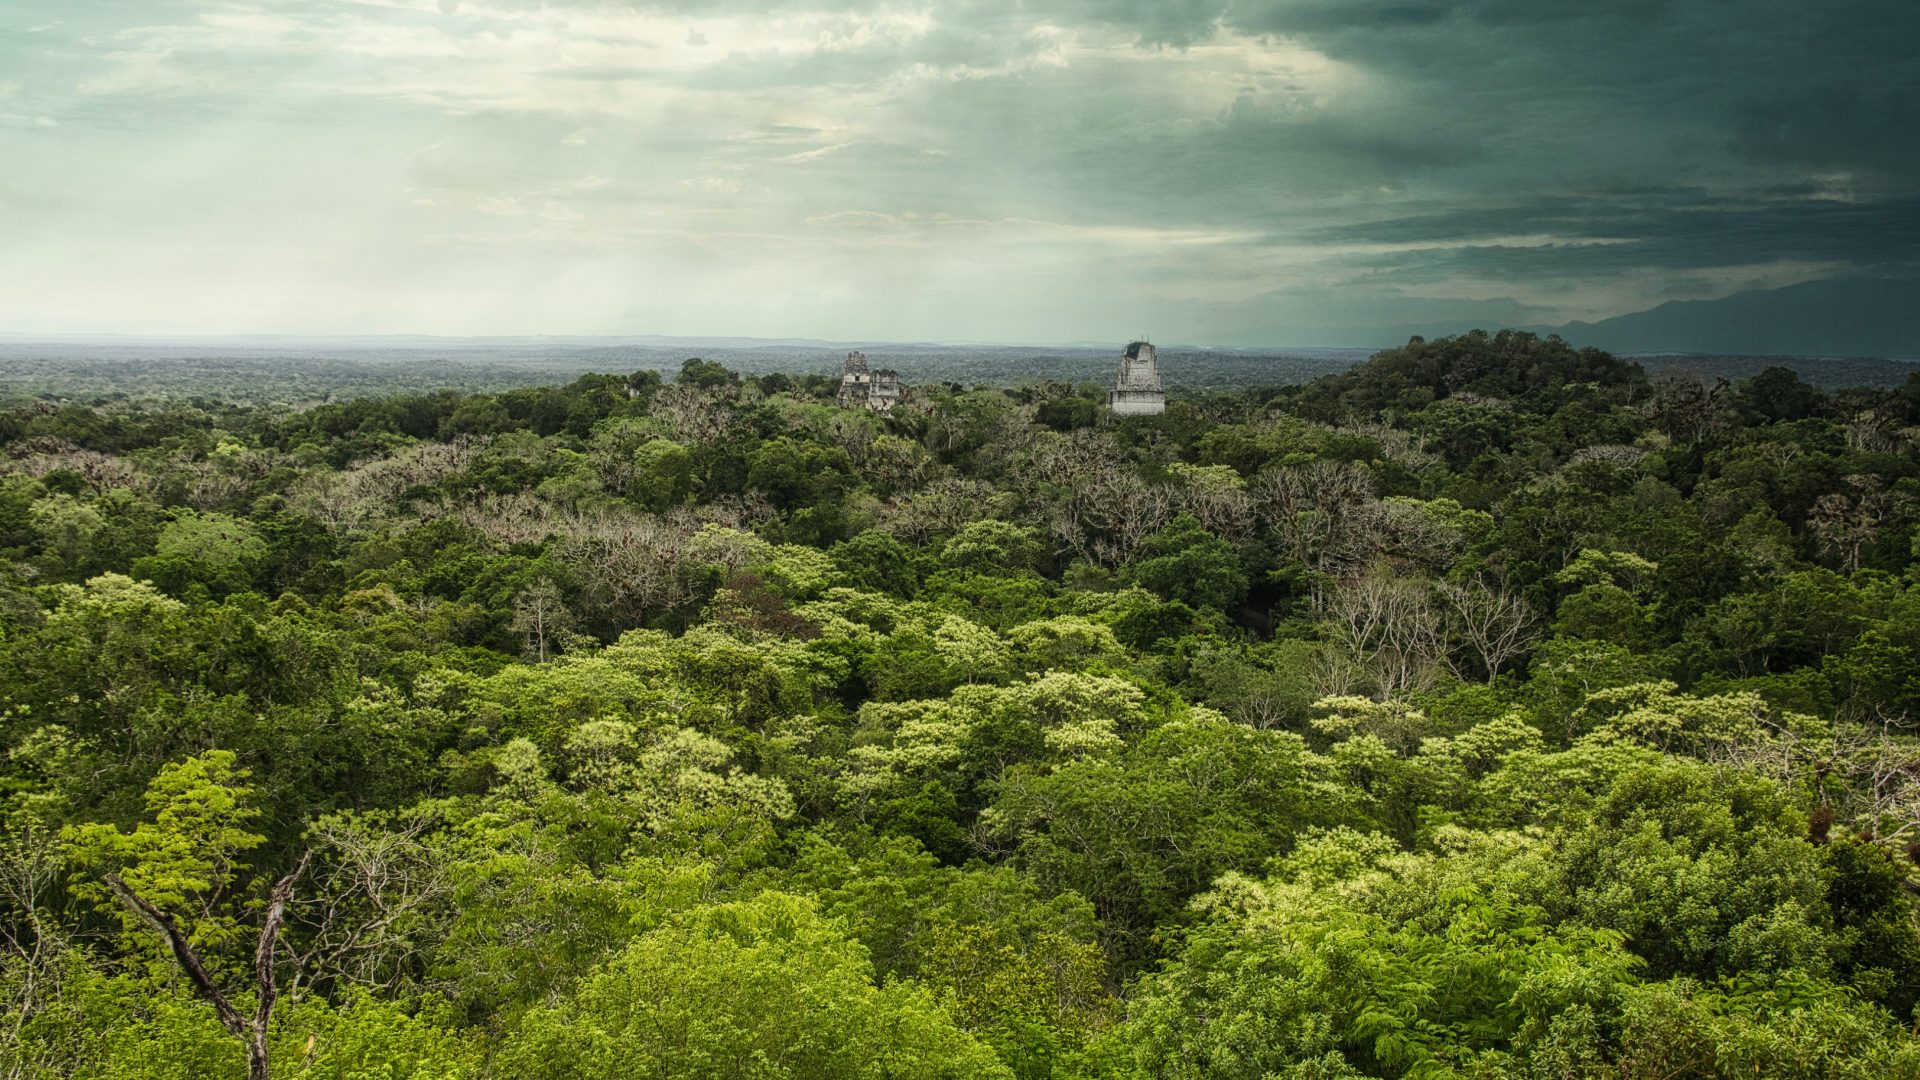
(105, 853, 308, 1080)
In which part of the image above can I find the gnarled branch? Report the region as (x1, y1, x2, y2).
(104, 851, 310, 1080)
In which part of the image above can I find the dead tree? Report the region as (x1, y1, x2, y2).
(1325, 568, 1446, 699)
(1, 818, 67, 1057)
(510, 578, 575, 663)
(1052, 470, 1174, 566)
(1250, 460, 1379, 585)
(1438, 575, 1539, 684)
(285, 812, 449, 999)
(1644, 374, 1729, 444)
(104, 854, 309, 1080)
(1809, 474, 1910, 573)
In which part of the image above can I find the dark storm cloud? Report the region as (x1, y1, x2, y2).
(1310, 194, 1920, 276)
(2, 0, 1914, 337)
(1222, 0, 1920, 179)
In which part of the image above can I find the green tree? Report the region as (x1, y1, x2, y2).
(629, 438, 693, 511)
(63, 750, 267, 972)
(1124, 515, 1247, 613)
(133, 512, 269, 597)
(497, 891, 1010, 1080)
(676, 357, 736, 390)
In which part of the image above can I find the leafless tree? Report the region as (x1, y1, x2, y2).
(1, 433, 77, 460)
(1362, 499, 1466, 574)
(104, 854, 309, 1080)
(1842, 401, 1904, 453)
(292, 438, 485, 538)
(1566, 444, 1649, 475)
(1340, 421, 1439, 471)
(510, 578, 575, 663)
(1, 819, 65, 1062)
(4, 445, 147, 495)
(444, 491, 540, 546)
(698, 491, 780, 532)
(1644, 374, 1730, 444)
(546, 512, 704, 629)
(650, 386, 733, 444)
(1249, 460, 1377, 578)
(1437, 575, 1539, 684)
(163, 442, 283, 511)
(1710, 716, 1920, 851)
(817, 409, 882, 466)
(1308, 646, 1368, 701)
(285, 814, 448, 1000)
(1172, 473, 1257, 541)
(1446, 391, 1514, 412)
(1809, 474, 1911, 573)
(1052, 470, 1175, 566)
(1324, 568, 1446, 699)
(1844, 729, 1920, 846)
(881, 479, 1011, 544)
(1026, 429, 1125, 490)
(1183, 486, 1256, 542)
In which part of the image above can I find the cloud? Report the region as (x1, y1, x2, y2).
(777, 141, 858, 163)
(1306, 193, 1920, 278)
(0, 0, 1912, 340)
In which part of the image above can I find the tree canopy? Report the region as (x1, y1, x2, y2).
(6, 332, 1920, 1078)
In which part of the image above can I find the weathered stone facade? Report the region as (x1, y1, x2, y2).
(869, 369, 901, 411)
(1107, 340, 1166, 416)
(837, 350, 901, 412)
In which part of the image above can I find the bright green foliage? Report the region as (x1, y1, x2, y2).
(30, 494, 107, 575)
(1605, 975, 1920, 1079)
(1548, 761, 1829, 980)
(1106, 885, 1640, 1079)
(132, 511, 269, 596)
(11, 973, 479, 1080)
(988, 710, 1349, 955)
(497, 892, 1011, 1080)
(63, 750, 266, 969)
(941, 520, 1044, 575)
(1006, 616, 1127, 674)
(6, 336, 1920, 1079)
(788, 833, 1110, 1078)
(829, 530, 923, 596)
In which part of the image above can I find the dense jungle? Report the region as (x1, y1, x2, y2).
(5, 330, 1920, 1079)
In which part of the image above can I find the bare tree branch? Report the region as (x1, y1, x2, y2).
(105, 851, 310, 1080)
(103, 874, 250, 1043)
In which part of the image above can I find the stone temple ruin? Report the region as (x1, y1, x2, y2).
(836, 350, 901, 412)
(1107, 340, 1166, 416)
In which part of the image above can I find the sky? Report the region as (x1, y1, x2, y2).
(1, 0, 1915, 345)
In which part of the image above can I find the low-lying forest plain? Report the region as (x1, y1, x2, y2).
(5, 330, 1920, 1078)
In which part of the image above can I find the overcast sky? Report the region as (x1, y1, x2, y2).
(1, 0, 1914, 344)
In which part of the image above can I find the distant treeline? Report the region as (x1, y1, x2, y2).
(2, 335, 1914, 407)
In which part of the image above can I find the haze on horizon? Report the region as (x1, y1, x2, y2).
(1, 0, 1914, 346)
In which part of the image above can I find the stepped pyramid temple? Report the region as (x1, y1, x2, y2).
(836, 350, 902, 412)
(1108, 340, 1166, 416)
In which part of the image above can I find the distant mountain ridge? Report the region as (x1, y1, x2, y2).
(4, 278, 1914, 359)
(1539, 277, 1920, 359)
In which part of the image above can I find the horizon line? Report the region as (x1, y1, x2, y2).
(2, 331, 1915, 363)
